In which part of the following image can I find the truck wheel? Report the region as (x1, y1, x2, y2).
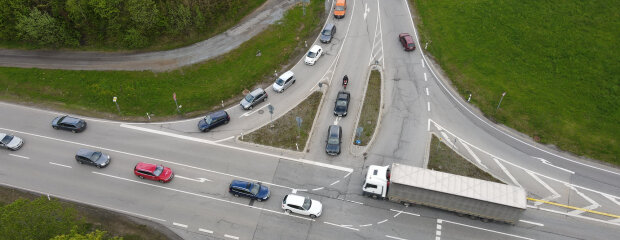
(371, 195, 377, 199)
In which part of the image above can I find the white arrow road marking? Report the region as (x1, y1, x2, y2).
(565, 183, 600, 215)
(460, 140, 487, 169)
(493, 158, 522, 188)
(49, 162, 72, 168)
(527, 170, 561, 205)
(239, 103, 271, 118)
(534, 157, 575, 174)
(9, 154, 29, 159)
(175, 175, 211, 182)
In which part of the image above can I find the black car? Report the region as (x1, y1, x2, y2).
(333, 91, 350, 117)
(240, 88, 268, 110)
(198, 110, 230, 132)
(75, 148, 110, 168)
(325, 125, 342, 156)
(320, 23, 336, 43)
(52, 115, 87, 133)
(229, 180, 270, 201)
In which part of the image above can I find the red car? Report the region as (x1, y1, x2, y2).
(134, 162, 174, 183)
(398, 33, 416, 51)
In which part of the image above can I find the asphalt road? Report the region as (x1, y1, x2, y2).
(1, 0, 620, 239)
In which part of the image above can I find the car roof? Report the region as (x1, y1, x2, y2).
(231, 180, 251, 189)
(135, 162, 157, 172)
(337, 91, 350, 99)
(285, 194, 306, 205)
(329, 125, 341, 134)
(60, 116, 81, 124)
(76, 148, 96, 157)
(208, 110, 228, 118)
(250, 88, 265, 96)
(279, 71, 294, 80)
(324, 23, 335, 30)
(309, 45, 322, 52)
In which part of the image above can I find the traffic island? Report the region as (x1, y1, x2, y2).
(239, 91, 322, 151)
(353, 69, 382, 147)
(428, 134, 503, 183)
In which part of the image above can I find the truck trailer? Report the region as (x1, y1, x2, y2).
(362, 163, 526, 224)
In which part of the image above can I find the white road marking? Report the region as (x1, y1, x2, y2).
(377, 219, 388, 224)
(527, 205, 620, 227)
(439, 132, 457, 149)
(534, 157, 575, 174)
(363, 3, 369, 20)
(198, 228, 213, 234)
(175, 175, 211, 182)
(0, 181, 166, 222)
(460, 140, 487, 169)
(324, 222, 360, 231)
(565, 183, 600, 215)
(239, 103, 271, 118)
(389, 209, 420, 217)
(424, 72, 427, 81)
(334, 116, 341, 125)
(214, 136, 234, 143)
(427, 102, 431, 112)
(49, 162, 72, 168)
(359, 224, 372, 227)
(92, 172, 315, 221)
(345, 199, 364, 205)
(386, 235, 407, 240)
(492, 157, 522, 188)
(119, 124, 353, 173)
(173, 222, 188, 228)
(343, 172, 352, 178)
(519, 220, 544, 226)
(426, 88, 429, 96)
(602, 193, 620, 206)
(330, 180, 340, 186)
(393, 211, 402, 218)
(224, 234, 239, 240)
(527, 170, 561, 205)
(422, 59, 425, 68)
(312, 187, 324, 191)
(441, 219, 534, 240)
(9, 154, 29, 159)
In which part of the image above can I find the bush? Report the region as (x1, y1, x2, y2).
(15, 8, 79, 47)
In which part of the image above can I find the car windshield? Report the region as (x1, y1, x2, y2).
(302, 197, 312, 210)
(335, 6, 345, 11)
(1, 135, 13, 144)
(408, 43, 414, 48)
(307, 51, 317, 58)
(250, 184, 260, 195)
(204, 115, 213, 124)
(328, 136, 339, 145)
(321, 29, 331, 36)
(336, 100, 347, 107)
(153, 165, 164, 176)
(275, 78, 285, 86)
(91, 152, 101, 161)
(244, 94, 255, 102)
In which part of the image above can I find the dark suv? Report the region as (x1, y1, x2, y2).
(198, 110, 230, 132)
(325, 125, 342, 155)
(75, 149, 110, 168)
(320, 23, 336, 43)
(52, 115, 87, 133)
(240, 88, 268, 110)
(333, 91, 350, 117)
(229, 180, 270, 201)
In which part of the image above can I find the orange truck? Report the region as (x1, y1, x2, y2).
(334, 0, 346, 19)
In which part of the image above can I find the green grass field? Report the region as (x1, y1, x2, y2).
(356, 70, 381, 146)
(412, 0, 619, 164)
(0, 1, 323, 119)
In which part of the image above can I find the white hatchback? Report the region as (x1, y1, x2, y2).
(304, 45, 323, 65)
(282, 194, 323, 218)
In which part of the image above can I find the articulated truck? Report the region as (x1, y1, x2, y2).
(362, 163, 526, 224)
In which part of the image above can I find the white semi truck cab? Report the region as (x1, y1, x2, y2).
(362, 165, 390, 199)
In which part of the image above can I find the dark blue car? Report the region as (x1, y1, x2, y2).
(229, 180, 270, 201)
(198, 110, 230, 132)
(52, 115, 87, 133)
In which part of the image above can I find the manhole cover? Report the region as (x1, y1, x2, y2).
(258, 110, 264, 114)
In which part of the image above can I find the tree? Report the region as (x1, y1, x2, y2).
(51, 227, 123, 240)
(0, 197, 81, 240)
(14, 8, 79, 47)
(125, 0, 159, 31)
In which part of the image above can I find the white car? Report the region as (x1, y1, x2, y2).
(0, 133, 24, 151)
(272, 71, 296, 93)
(282, 194, 323, 218)
(304, 45, 323, 65)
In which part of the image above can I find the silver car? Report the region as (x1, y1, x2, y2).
(0, 133, 24, 151)
(240, 88, 268, 110)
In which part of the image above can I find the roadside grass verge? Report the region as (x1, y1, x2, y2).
(355, 70, 381, 146)
(0, 0, 324, 120)
(0, 185, 174, 240)
(428, 135, 502, 183)
(240, 91, 322, 151)
(411, 0, 619, 164)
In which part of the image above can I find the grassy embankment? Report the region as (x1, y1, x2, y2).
(0, 0, 324, 120)
(240, 92, 322, 151)
(428, 135, 502, 183)
(355, 70, 381, 146)
(411, 0, 619, 164)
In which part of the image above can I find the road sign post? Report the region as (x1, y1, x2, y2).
(295, 116, 303, 137)
(268, 104, 274, 127)
(355, 127, 363, 145)
(173, 92, 180, 113)
(113, 96, 121, 115)
(496, 92, 506, 110)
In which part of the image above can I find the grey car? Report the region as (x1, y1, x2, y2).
(240, 88, 268, 110)
(320, 23, 336, 43)
(325, 125, 342, 155)
(75, 148, 110, 168)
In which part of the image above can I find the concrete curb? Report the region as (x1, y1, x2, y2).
(350, 64, 385, 157)
(303, 89, 328, 153)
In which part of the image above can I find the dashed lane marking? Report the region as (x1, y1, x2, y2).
(175, 175, 212, 182)
(330, 180, 340, 186)
(427, 102, 431, 112)
(224, 234, 239, 240)
(324, 222, 360, 231)
(172, 222, 188, 228)
(312, 187, 324, 191)
(426, 88, 429, 96)
(519, 220, 544, 226)
(199, 228, 213, 234)
(359, 224, 372, 227)
(49, 162, 72, 168)
(424, 72, 427, 81)
(9, 154, 29, 159)
(386, 235, 408, 240)
(377, 219, 388, 224)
